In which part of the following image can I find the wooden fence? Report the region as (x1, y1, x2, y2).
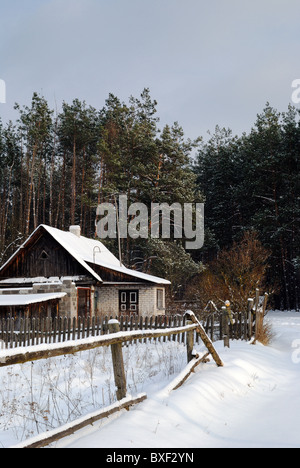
(2, 315, 223, 448)
(0, 310, 255, 350)
(0, 293, 268, 448)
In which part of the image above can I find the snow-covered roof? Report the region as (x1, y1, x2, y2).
(96, 261, 171, 285)
(0, 276, 87, 286)
(0, 293, 67, 307)
(0, 225, 170, 286)
(42, 225, 170, 285)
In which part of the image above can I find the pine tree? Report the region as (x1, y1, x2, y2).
(57, 99, 99, 230)
(14, 93, 53, 236)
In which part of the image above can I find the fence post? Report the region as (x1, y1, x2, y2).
(262, 292, 268, 315)
(254, 293, 268, 342)
(108, 319, 127, 401)
(225, 301, 234, 326)
(254, 288, 260, 314)
(186, 319, 194, 363)
(248, 298, 254, 339)
(222, 307, 230, 348)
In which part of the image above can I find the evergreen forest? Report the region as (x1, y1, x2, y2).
(0, 90, 299, 311)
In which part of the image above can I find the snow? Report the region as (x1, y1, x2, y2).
(1, 310, 300, 448)
(55, 310, 300, 449)
(0, 292, 67, 307)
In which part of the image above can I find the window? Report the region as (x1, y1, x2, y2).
(157, 289, 164, 310)
(39, 250, 49, 260)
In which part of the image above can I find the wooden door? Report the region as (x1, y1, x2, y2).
(119, 290, 139, 316)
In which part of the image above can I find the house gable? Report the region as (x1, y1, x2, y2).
(0, 227, 95, 281)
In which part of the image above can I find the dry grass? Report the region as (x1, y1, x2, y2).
(255, 319, 275, 346)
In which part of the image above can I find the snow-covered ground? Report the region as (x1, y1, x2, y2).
(1, 310, 300, 448)
(55, 310, 300, 449)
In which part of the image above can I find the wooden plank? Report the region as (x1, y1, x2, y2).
(31, 318, 36, 347)
(143, 316, 148, 344)
(185, 311, 224, 367)
(222, 307, 230, 348)
(210, 314, 214, 342)
(19, 318, 25, 347)
(14, 394, 148, 449)
(72, 317, 76, 341)
(172, 353, 210, 391)
(248, 298, 254, 339)
(25, 318, 29, 347)
(96, 316, 101, 336)
(139, 316, 143, 344)
(186, 320, 194, 363)
(53, 317, 58, 344)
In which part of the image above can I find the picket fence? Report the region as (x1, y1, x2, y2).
(0, 310, 251, 350)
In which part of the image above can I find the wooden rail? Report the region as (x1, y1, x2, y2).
(12, 394, 148, 449)
(0, 323, 198, 367)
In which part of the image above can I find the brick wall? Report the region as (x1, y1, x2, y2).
(0, 282, 166, 319)
(95, 285, 166, 317)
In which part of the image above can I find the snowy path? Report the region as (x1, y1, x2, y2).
(54, 311, 300, 449)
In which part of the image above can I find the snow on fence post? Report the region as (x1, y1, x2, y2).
(108, 319, 127, 401)
(225, 301, 234, 326)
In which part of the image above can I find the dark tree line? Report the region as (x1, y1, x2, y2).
(194, 104, 300, 310)
(0, 92, 299, 309)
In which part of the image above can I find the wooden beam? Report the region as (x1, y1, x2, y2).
(172, 353, 210, 391)
(13, 394, 147, 449)
(108, 320, 127, 400)
(185, 311, 224, 367)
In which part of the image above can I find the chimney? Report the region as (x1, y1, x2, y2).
(69, 225, 81, 238)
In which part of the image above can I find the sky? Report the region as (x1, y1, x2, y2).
(1, 0, 300, 142)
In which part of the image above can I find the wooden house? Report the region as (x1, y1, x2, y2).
(0, 225, 170, 320)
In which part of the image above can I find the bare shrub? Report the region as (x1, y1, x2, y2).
(186, 231, 271, 312)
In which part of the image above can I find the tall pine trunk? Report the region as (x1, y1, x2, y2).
(71, 137, 76, 226)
